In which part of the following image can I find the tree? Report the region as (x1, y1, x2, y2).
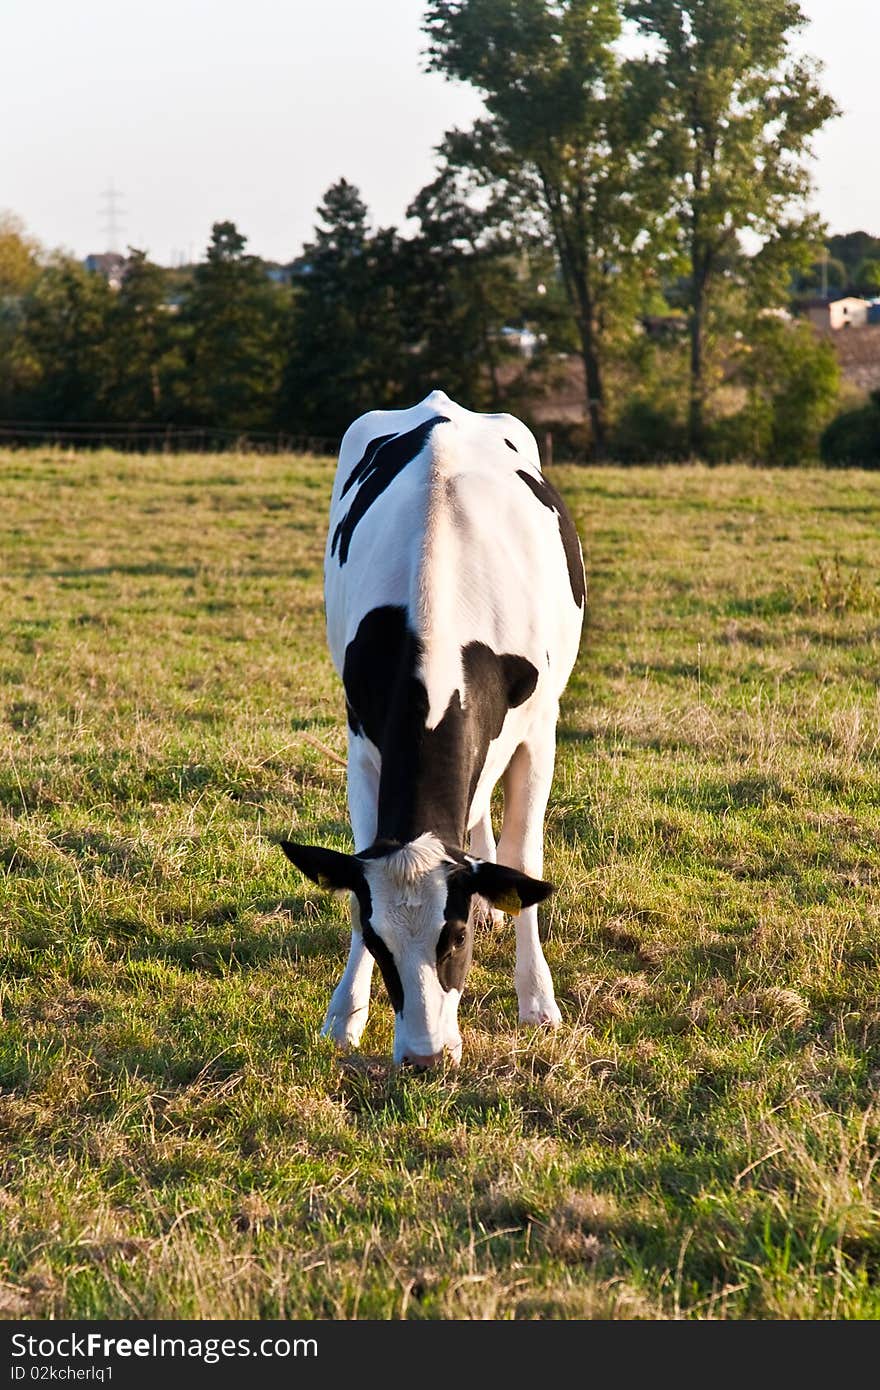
(821, 390, 880, 468)
(179, 221, 286, 430)
(17, 258, 114, 420)
(0, 212, 41, 297)
(404, 167, 526, 409)
(855, 259, 880, 296)
(424, 0, 672, 456)
(828, 231, 880, 285)
(733, 316, 839, 464)
(0, 213, 43, 414)
(624, 0, 838, 454)
(104, 250, 178, 421)
(794, 254, 846, 297)
(280, 180, 411, 438)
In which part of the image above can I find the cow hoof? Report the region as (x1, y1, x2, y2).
(519, 1000, 562, 1028)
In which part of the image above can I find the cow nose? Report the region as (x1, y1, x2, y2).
(402, 1051, 445, 1070)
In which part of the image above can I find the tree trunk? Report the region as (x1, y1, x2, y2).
(537, 170, 607, 460)
(688, 278, 705, 457)
(579, 320, 607, 459)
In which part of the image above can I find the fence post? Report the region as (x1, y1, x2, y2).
(544, 430, 553, 468)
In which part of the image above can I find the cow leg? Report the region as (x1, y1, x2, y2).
(470, 808, 504, 927)
(497, 731, 562, 1028)
(320, 740, 378, 1049)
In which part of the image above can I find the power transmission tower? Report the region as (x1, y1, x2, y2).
(100, 179, 126, 252)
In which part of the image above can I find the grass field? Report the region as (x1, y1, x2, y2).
(3, 447, 880, 1320)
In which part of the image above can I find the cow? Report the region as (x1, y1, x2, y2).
(280, 390, 585, 1068)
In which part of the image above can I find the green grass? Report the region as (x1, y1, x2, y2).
(3, 449, 880, 1319)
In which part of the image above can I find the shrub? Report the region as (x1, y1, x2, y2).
(608, 399, 689, 462)
(820, 390, 880, 467)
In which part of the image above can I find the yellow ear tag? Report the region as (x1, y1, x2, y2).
(494, 890, 523, 914)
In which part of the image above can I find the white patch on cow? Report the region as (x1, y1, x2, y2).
(362, 849, 462, 1063)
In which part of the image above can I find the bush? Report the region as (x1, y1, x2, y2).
(820, 391, 880, 467)
(608, 399, 689, 462)
(732, 319, 841, 465)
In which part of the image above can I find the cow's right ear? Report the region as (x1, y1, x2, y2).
(279, 841, 364, 893)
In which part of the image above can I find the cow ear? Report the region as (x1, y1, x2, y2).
(279, 841, 364, 893)
(469, 861, 555, 913)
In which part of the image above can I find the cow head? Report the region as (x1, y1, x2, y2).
(280, 832, 553, 1067)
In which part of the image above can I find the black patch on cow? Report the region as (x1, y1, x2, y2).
(331, 415, 450, 565)
(501, 652, 539, 708)
(436, 868, 476, 993)
(340, 431, 395, 498)
(279, 840, 365, 893)
(279, 838, 405, 1012)
(361, 914, 404, 1015)
(469, 860, 555, 911)
(342, 605, 539, 847)
(504, 438, 518, 452)
(515, 468, 586, 608)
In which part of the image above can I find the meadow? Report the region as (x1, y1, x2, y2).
(2, 446, 880, 1319)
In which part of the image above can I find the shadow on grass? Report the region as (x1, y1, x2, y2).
(50, 829, 154, 878)
(659, 772, 798, 812)
(46, 563, 199, 580)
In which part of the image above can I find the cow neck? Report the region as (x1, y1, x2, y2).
(374, 653, 471, 849)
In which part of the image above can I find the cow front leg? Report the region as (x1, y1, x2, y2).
(497, 733, 562, 1028)
(469, 807, 504, 928)
(321, 894, 375, 1048)
(320, 739, 377, 1049)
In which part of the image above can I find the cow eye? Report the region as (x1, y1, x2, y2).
(451, 927, 467, 951)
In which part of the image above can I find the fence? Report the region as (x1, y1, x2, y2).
(0, 421, 340, 455)
(0, 419, 597, 466)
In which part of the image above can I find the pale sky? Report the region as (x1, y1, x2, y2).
(1, 0, 877, 266)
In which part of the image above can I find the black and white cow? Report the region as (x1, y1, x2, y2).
(281, 390, 585, 1067)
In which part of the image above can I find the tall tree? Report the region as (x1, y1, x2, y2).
(0, 212, 41, 297)
(105, 249, 176, 421)
(404, 167, 525, 409)
(625, 0, 838, 454)
(280, 180, 410, 438)
(0, 213, 43, 414)
(17, 258, 114, 420)
(424, 0, 670, 455)
(180, 221, 286, 430)
(827, 231, 880, 285)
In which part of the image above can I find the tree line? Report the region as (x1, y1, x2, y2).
(1, 0, 876, 462)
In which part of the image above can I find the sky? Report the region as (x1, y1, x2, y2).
(1, 0, 877, 266)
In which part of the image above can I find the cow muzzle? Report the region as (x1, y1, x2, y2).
(401, 1043, 461, 1071)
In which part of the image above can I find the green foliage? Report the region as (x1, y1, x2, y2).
(731, 318, 840, 465)
(609, 397, 688, 462)
(820, 391, 880, 468)
(855, 259, 880, 296)
(179, 222, 287, 431)
(425, 0, 674, 454)
(16, 258, 115, 420)
(793, 255, 846, 296)
(828, 230, 880, 284)
(103, 250, 181, 421)
(0, 211, 41, 296)
(0, 214, 44, 414)
(624, 0, 838, 453)
(403, 167, 528, 409)
(279, 180, 408, 437)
